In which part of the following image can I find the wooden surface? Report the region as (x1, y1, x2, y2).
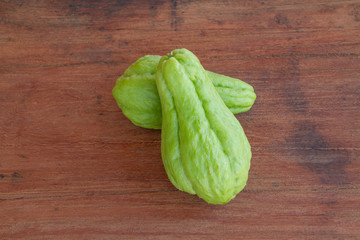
(1, 0, 359, 239)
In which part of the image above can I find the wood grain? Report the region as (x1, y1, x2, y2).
(1, 0, 359, 239)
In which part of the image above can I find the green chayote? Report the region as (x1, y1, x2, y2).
(156, 49, 252, 204)
(112, 55, 256, 129)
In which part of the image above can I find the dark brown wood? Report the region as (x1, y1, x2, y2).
(1, 0, 359, 239)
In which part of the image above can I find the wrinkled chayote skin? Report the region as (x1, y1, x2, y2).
(112, 55, 256, 129)
(156, 49, 252, 204)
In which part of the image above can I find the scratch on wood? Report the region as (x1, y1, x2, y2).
(0, 189, 177, 201)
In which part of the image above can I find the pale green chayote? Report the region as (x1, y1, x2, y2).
(112, 55, 256, 129)
(156, 49, 252, 204)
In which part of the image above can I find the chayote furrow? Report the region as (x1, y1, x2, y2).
(156, 49, 252, 204)
(112, 55, 256, 129)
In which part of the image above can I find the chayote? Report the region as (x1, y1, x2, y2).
(112, 55, 256, 129)
(156, 49, 252, 204)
